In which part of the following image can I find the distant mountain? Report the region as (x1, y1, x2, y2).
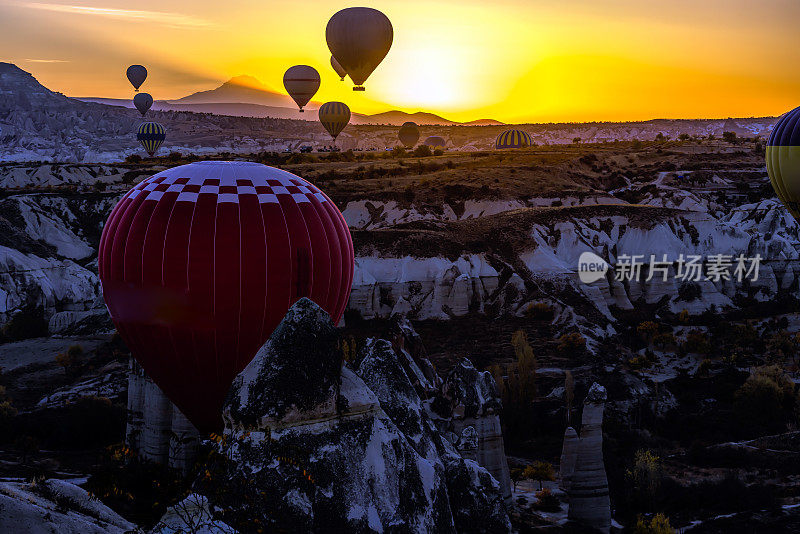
(76, 97, 321, 121)
(163, 75, 503, 126)
(171, 75, 295, 108)
(464, 119, 505, 126)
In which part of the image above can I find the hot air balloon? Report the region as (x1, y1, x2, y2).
(283, 65, 321, 112)
(133, 93, 153, 117)
(126, 65, 147, 91)
(98, 161, 354, 432)
(424, 136, 446, 148)
(136, 122, 165, 157)
(767, 106, 800, 220)
(318, 101, 351, 142)
(331, 55, 347, 81)
(496, 129, 532, 149)
(326, 7, 393, 91)
(398, 122, 420, 148)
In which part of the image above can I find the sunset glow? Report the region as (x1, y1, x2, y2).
(1, 0, 798, 123)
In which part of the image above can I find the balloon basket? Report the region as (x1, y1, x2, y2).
(353, 86, 365, 91)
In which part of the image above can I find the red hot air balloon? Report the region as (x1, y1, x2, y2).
(98, 161, 354, 432)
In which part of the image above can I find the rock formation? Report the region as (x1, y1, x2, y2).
(559, 426, 578, 491)
(567, 382, 611, 533)
(126, 359, 199, 473)
(0, 478, 135, 533)
(431, 358, 513, 504)
(197, 298, 511, 533)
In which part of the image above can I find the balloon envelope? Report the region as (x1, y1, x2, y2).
(98, 161, 354, 432)
(136, 122, 165, 157)
(133, 93, 153, 116)
(283, 65, 320, 112)
(318, 101, 351, 141)
(424, 136, 446, 148)
(496, 129, 532, 149)
(331, 55, 347, 81)
(767, 106, 800, 220)
(326, 7, 393, 90)
(398, 122, 420, 148)
(126, 65, 147, 91)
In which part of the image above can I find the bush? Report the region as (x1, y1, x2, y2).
(683, 330, 711, 354)
(125, 154, 142, 164)
(634, 513, 675, 534)
(433, 148, 444, 156)
(734, 365, 799, 432)
(3, 306, 48, 341)
(412, 145, 432, 157)
(557, 332, 586, 355)
(534, 488, 560, 511)
(525, 302, 554, 321)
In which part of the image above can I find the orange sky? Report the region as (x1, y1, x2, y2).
(1, 0, 798, 123)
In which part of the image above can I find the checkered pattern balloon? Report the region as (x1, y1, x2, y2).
(98, 161, 354, 432)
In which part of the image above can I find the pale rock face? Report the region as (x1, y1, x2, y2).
(0, 479, 135, 534)
(559, 427, 579, 491)
(150, 494, 235, 534)
(433, 359, 513, 503)
(127, 359, 200, 474)
(568, 383, 611, 533)
(211, 299, 511, 533)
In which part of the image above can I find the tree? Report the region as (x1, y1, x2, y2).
(412, 145, 432, 157)
(637, 321, 660, 342)
(523, 461, 555, 490)
(15, 435, 39, 465)
(626, 449, 663, 510)
(572, 137, 581, 144)
(564, 370, 574, 425)
(510, 467, 525, 491)
(722, 131, 738, 144)
(678, 133, 690, 141)
(56, 344, 84, 375)
(511, 330, 537, 402)
(0, 385, 16, 421)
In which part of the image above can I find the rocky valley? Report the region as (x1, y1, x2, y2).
(1, 63, 800, 533)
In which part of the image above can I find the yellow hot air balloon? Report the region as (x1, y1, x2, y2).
(283, 65, 320, 113)
(331, 56, 347, 81)
(326, 7, 393, 91)
(767, 106, 800, 219)
(318, 102, 351, 142)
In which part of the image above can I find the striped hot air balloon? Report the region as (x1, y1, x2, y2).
(767, 106, 800, 221)
(496, 129, 532, 149)
(136, 122, 165, 157)
(98, 161, 354, 432)
(318, 101, 351, 142)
